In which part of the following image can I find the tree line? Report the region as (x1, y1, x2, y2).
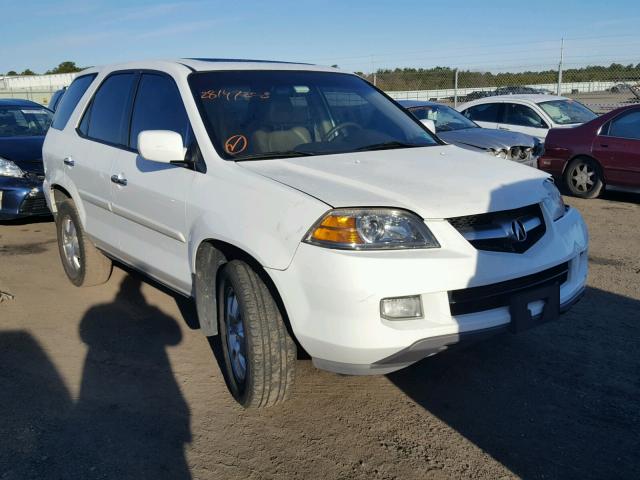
(2, 61, 84, 77)
(354, 63, 640, 90)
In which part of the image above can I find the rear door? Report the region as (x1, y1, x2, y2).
(595, 109, 640, 188)
(497, 102, 549, 140)
(460, 102, 501, 129)
(109, 72, 196, 293)
(64, 72, 137, 251)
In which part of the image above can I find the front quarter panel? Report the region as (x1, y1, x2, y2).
(187, 162, 330, 272)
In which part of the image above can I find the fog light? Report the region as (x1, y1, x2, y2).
(380, 295, 423, 320)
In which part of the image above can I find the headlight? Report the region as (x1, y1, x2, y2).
(542, 178, 566, 221)
(0, 157, 24, 178)
(490, 148, 508, 159)
(304, 208, 440, 250)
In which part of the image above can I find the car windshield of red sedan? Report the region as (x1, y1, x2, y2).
(190, 70, 438, 160)
(0, 106, 53, 137)
(538, 100, 597, 125)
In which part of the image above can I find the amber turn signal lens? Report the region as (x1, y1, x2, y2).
(310, 215, 364, 245)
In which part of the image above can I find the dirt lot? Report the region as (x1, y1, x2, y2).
(1, 192, 639, 480)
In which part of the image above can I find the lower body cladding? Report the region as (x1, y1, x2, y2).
(0, 177, 49, 220)
(268, 207, 588, 375)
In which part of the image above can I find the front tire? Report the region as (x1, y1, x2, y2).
(218, 260, 296, 408)
(56, 199, 112, 287)
(564, 157, 604, 199)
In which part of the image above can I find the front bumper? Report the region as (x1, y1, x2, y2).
(0, 176, 50, 220)
(268, 206, 589, 374)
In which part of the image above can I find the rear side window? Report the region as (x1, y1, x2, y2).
(462, 103, 500, 122)
(51, 74, 96, 130)
(608, 110, 640, 139)
(503, 103, 546, 128)
(80, 73, 136, 146)
(129, 73, 189, 149)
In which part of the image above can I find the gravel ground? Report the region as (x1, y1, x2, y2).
(1, 192, 639, 480)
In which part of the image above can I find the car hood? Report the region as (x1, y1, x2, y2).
(238, 145, 549, 219)
(0, 136, 45, 174)
(438, 128, 536, 150)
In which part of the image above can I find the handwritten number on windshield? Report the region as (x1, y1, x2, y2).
(201, 89, 270, 101)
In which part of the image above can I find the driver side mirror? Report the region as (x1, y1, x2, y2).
(420, 119, 436, 133)
(138, 130, 185, 163)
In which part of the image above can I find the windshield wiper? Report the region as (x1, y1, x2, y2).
(234, 150, 317, 161)
(355, 141, 424, 152)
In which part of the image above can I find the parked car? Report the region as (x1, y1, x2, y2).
(539, 104, 640, 198)
(43, 60, 588, 408)
(458, 94, 598, 141)
(493, 86, 553, 96)
(48, 87, 66, 112)
(0, 99, 53, 220)
(398, 100, 543, 167)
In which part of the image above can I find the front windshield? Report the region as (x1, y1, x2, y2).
(0, 106, 53, 137)
(189, 70, 438, 160)
(538, 99, 597, 125)
(407, 104, 478, 132)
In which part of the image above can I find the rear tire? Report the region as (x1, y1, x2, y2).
(564, 157, 604, 199)
(56, 199, 112, 287)
(218, 260, 296, 408)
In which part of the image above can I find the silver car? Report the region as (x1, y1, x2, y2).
(399, 100, 543, 167)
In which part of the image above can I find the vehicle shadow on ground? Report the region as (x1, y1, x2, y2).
(601, 189, 640, 204)
(388, 286, 640, 480)
(0, 275, 192, 480)
(0, 215, 53, 226)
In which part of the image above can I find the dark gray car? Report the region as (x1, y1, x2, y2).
(398, 100, 543, 167)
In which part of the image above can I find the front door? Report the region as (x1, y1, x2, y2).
(109, 72, 195, 293)
(594, 109, 640, 188)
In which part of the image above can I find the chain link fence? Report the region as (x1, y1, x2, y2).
(0, 86, 64, 107)
(0, 73, 76, 107)
(369, 63, 640, 113)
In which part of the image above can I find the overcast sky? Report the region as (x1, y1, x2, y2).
(1, 0, 638, 74)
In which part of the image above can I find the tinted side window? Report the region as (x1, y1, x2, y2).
(503, 103, 546, 128)
(608, 110, 640, 139)
(463, 103, 500, 122)
(408, 107, 429, 120)
(82, 73, 136, 146)
(51, 74, 96, 130)
(129, 74, 189, 149)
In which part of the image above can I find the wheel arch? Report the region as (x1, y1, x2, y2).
(51, 184, 72, 213)
(49, 183, 88, 226)
(193, 239, 297, 345)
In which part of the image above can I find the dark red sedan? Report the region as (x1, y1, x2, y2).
(539, 104, 640, 198)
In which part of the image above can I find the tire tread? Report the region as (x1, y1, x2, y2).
(221, 260, 296, 408)
(56, 199, 112, 287)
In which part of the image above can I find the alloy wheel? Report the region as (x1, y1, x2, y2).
(224, 285, 247, 383)
(61, 216, 81, 273)
(570, 162, 596, 193)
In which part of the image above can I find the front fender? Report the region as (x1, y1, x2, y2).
(186, 166, 329, 274)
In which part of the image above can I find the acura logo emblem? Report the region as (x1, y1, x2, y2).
(510, 220, 528, 242)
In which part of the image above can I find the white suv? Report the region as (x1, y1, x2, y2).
(43, 60, 589, 408)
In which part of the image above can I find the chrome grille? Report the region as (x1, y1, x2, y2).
(448, 204, 546, 253)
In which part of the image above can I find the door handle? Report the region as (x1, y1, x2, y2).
(498, 126, 510, 131)
(63, 157, 75, 167)
(110, 174, 128, 186)
(600, 144, 609, 148)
